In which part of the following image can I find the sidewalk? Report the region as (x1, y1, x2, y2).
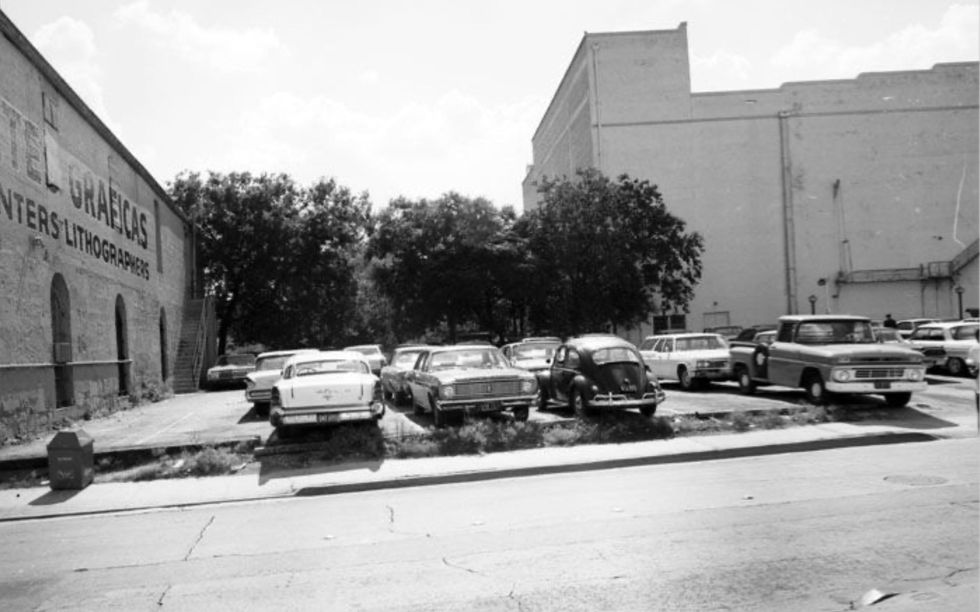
(0, 423, 939, 522)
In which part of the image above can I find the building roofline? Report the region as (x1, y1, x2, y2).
(0, 9, 188, 224)
(691, 61, 979, 97)
(530, 23, 689, 143)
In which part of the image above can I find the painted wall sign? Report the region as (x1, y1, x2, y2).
(0, 95, 153, 280)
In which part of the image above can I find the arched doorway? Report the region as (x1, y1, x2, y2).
(159, 308, 169, 381)
(50, 274, 74, 407)
(115, 295, 130, 396)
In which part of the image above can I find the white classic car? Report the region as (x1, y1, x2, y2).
(245, 348, 319, 416)
(907, 321, 979, 376)
(269, 351, 385, 432)
(639, 333, 732, 390)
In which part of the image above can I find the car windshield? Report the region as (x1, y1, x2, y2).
(294, 359, 369, 376)
(797, 320, 876, 344)
(674, 335, 726, 351)
(428, 348, 506, 370)
(512, 343, 559, 360)
(593, 347, 641, 366)
(217, 354, 255, 366)
(392, 350, 424, 367)
(255, 355, 292, 371)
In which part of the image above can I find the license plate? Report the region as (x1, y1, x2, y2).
(874, 381, 891, 389)
(317, 413, 341, 423)
(286, 414, 317, 424)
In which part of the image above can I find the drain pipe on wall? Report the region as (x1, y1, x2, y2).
(778, 110, 798, 314)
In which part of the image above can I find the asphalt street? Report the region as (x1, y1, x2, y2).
(1, 438, 976, 611)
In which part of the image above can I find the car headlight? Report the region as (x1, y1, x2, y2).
(695, 360, 710, 369)
(441, 385, 455, 399)
(832, 369, 851, 382)
(207, 371, 218, 380)
(521, 379, 536, 393)
(906, 369, 924, 381)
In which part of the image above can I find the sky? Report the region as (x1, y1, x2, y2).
(1, 1, 977, 212)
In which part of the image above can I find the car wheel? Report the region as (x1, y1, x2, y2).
(803, 372, 828, 405)
(753, 346, 769, 378)
(513, 406, 529, 422)
(571, 388, 591, 418)
(382, 387, 393, 401)
(431, 396, 446, 427)
(678, 367, 695, 391)
(254, 402, 270, 418)
(736, 366, 756, 395)
(947, 358, 965, 377)
(884, 392, 912, 408)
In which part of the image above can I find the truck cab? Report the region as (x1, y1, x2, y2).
(729, 315, 927, 407)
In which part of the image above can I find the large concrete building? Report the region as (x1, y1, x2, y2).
(523, 23, 979, 340)
(0, 11, 211, 440)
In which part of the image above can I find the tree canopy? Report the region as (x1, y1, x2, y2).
(169, 171, 370, 353)
(518, 169, 703, 336)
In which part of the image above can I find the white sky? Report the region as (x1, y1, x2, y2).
(2, 1, 977, 212)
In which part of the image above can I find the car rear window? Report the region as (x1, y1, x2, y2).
(593, 347, 641, 365)
(256, 355, 291, 371)
(295, 359, 368, 375)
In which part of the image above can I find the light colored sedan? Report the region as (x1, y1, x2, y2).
(245, 349, 319, 416)
(639, 333, 732, 390)
(269, 351, 385, 433)
(343, 344, 387, 376)
(908, 322, 979, 376)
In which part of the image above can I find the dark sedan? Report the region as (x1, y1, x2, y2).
(537, 335, 665, 418)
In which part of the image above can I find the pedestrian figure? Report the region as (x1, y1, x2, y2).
(883, 314, 897, 328)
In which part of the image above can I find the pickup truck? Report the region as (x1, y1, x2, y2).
(730, 315, 927, 407)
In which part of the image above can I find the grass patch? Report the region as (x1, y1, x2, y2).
(96, 444, 253, 483)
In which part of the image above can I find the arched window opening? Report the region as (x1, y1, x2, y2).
(50, 274, 74, 407)
(159, 308, 169, 381)
(115, 295, 130, 396)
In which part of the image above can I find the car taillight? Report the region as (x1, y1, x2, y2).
(373, 381, 382, 402)
(271, 388, 281, 408)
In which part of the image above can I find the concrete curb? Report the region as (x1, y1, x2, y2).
(0, 430, 936, 523)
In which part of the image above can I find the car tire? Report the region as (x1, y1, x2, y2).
(571, 388, 592, 418)
(513, 406, 529, 422)
(753, 346, 769, 378)
(431, 396, 446, 427)
(382, 387, 393, 401)
(884, 392, 912, 408)
(678, 367, 695, 391)
(803, 372, 828, 405)
(736, 366, 756, 395)
(947, 358, 965, 377)
(254, 402, 270, 418)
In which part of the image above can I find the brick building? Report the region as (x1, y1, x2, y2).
(523, 23, 979, 341)
(0, 11, 210, 439)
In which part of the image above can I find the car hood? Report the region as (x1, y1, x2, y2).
(789, 343, 923, 362)
(429, 367, 532, 383)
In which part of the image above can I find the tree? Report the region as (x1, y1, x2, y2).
(169, 172, 370, 353)
(521, 168, 703, 336)
(367, 193, 522, 343)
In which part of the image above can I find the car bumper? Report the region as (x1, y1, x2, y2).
(588, 389, 666, 408)
(246, 389, 272, 402)
(693, 368, 732, 380)
(825, 381, 927, 393)
(271, 402, 385, 426)
(438, 394, 538, 412)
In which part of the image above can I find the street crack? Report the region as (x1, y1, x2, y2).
(156, 584, 171, 607)
(443, 556, 483, 575)
(184, 515, 215, 561)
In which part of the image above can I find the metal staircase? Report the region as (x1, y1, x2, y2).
(172, 296, 213, 394)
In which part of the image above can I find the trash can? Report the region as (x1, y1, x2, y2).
(46, 429, 94, 490)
